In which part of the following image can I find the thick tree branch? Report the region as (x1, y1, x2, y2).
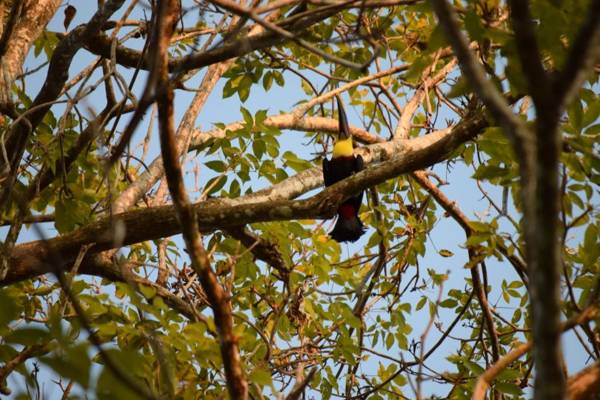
(118, 51, 458, 216)
(518, 6, 600, 399)
(507, 0, 551, 110)
(155, 1, 247, 398)
(518, 8, 600, 398)
(431, 2, 577, 398)
(0, 0, 61, 108)
(0, 0, 23, 58)
(567, 360, 600, 400)
(192, 114, 382, 150)
(118, 61, 413, 213)
(3, 111, 488, 286)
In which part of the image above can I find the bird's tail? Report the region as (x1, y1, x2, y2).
(329, 214, 365, 243)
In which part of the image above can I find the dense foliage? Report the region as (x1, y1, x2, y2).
(0, 0, 598, 399)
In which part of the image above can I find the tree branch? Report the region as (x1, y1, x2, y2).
(155, 1, 247, 398)
(567, 360, 600, 400)
(210, 0, 368, 70)
(3, 110, 487, 286)
(0, 0, 61, 108)
(0, 344, 50, 395)
(473, 304, 599, 400)
(0, 0, 23, 58)
(285, 368, 317, 400)
(225, 226, 289, 278)
(411, 171, 500, 363)
(507, 0, 551, 110)
(82, 4, 345, 72)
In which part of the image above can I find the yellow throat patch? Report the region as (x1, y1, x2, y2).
(332, 137, 354, 158)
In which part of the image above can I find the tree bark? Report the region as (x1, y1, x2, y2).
(567, 361, 600, 400)
(0, 0, 62, 109)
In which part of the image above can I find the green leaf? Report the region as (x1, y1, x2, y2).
(505, 55, 528, 94)
(238, 75, 253, 102)
(385, 333, 394, 350)
(138, 284, 156, 300)
(263, 71, 273, 91)
(478, 127, 514, 161)
(447, 76, 472, 98)
(462, 144, 475, 165)
(584, 224, 597, 252)
(468, 221, 493, 233)
(464, 10, 485, 41)
(255, 109, 268, 125)
(204, 175, 227, 195)
(439, 299, 457, 308)
(273, 71, 284, 86)
(427, 25, 447, 52)
(439, 249, 454, 258)
(249, 367, 273, 386)
(252, 139, 266, 159)
(0, 290, 19, 330)
(4, 328, 51, 345)
(568, 99, 584, 133)
(96, 321, 118, 341)
(205, 160, 227, 172)
(229, 179, 241, 197)
(222, 77, 238, 98)
(41, 343, 91, 388)
(428, 268, 448, 285)
(405, 56, 431, 83)
(512, 308, 522, 324)
(282, 151, 311, 172)
(464, 360, 484, 375)
(495, 381, 523, 396)
(94, 349, 151, 400)
(55, 197, 91, 233)
(473, 165, 508, 181)
(573, 275, 596, 290)
(240, 107, 253, 127)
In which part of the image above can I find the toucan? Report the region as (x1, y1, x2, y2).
(322, 96, 366, 243)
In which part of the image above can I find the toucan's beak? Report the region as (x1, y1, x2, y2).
(336, 95, 351, 140)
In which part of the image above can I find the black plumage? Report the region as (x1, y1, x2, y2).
(322, 97, 366, 243)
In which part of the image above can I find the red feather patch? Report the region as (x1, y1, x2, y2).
(339, 203, 356, 219)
